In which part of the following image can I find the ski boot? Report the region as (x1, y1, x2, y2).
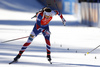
(47, 55, 52, 64)
(9, 54, 21, 64)
(14, 54, 21, 61)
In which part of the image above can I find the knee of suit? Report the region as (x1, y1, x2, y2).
(27, 34, 36, 43)
(23, 43, 31, 46)
(45, 35, 50, 40)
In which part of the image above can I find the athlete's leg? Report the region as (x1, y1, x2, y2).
(14, 24, 41, 61)
(42, 30, 51, 61)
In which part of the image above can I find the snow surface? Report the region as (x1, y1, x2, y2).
(0, 0, 100, 67)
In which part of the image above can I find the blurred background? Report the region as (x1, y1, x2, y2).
(0, 0, 100, 27)
(0, 0, 100, 66)
(38, 0, 100, 27)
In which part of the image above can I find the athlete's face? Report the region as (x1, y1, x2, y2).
(44, 15, 51, 19)
(44, 11, 52, 19)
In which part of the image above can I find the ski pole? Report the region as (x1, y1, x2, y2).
(1, 36, 29, 43)
(54, 0, 60, 13)
(31, 15, 37, 19)
(31, 4, 51, 19)
(87, 45, 100, 54)
(54, 0, 66, 26)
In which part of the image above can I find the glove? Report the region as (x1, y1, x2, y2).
(38, 28, 51, 36)
(62, 18, 66, 26)
(44, 30, 51, 36)
(37, 28, 43, 31)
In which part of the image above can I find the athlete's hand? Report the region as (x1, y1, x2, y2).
(38, 28, 51, 36)
(62, 18, 66, 26)
(44, 30, 51, 36)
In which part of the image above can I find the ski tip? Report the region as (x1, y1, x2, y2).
(9, 61, 17, 64)
(49, 61, 52, 64)
(9, 62, 13, 64)
(9, 63, 11, 64)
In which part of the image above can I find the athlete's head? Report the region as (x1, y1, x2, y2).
(44, 8, 52, 19)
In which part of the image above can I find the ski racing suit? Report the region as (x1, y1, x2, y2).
(15, 10, 65, 61)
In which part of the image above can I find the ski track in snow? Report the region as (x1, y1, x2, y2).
(0, 0, 100, 67)
(0, 25, 100, 67)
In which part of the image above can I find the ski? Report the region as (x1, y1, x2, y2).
(49, 61, 52, 64)
(47, 55, 52, 64)
(9, 60, 18, 64)
(9, 60, 52, 64)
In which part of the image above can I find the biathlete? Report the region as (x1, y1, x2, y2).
(12, 7, 66, 64)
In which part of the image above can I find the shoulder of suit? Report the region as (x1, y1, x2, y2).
(39, 11, 44, 17)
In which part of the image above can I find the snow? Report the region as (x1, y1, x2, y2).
(0, 0, 100, 67)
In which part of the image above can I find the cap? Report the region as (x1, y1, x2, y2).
(44, 8, 52, 16)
